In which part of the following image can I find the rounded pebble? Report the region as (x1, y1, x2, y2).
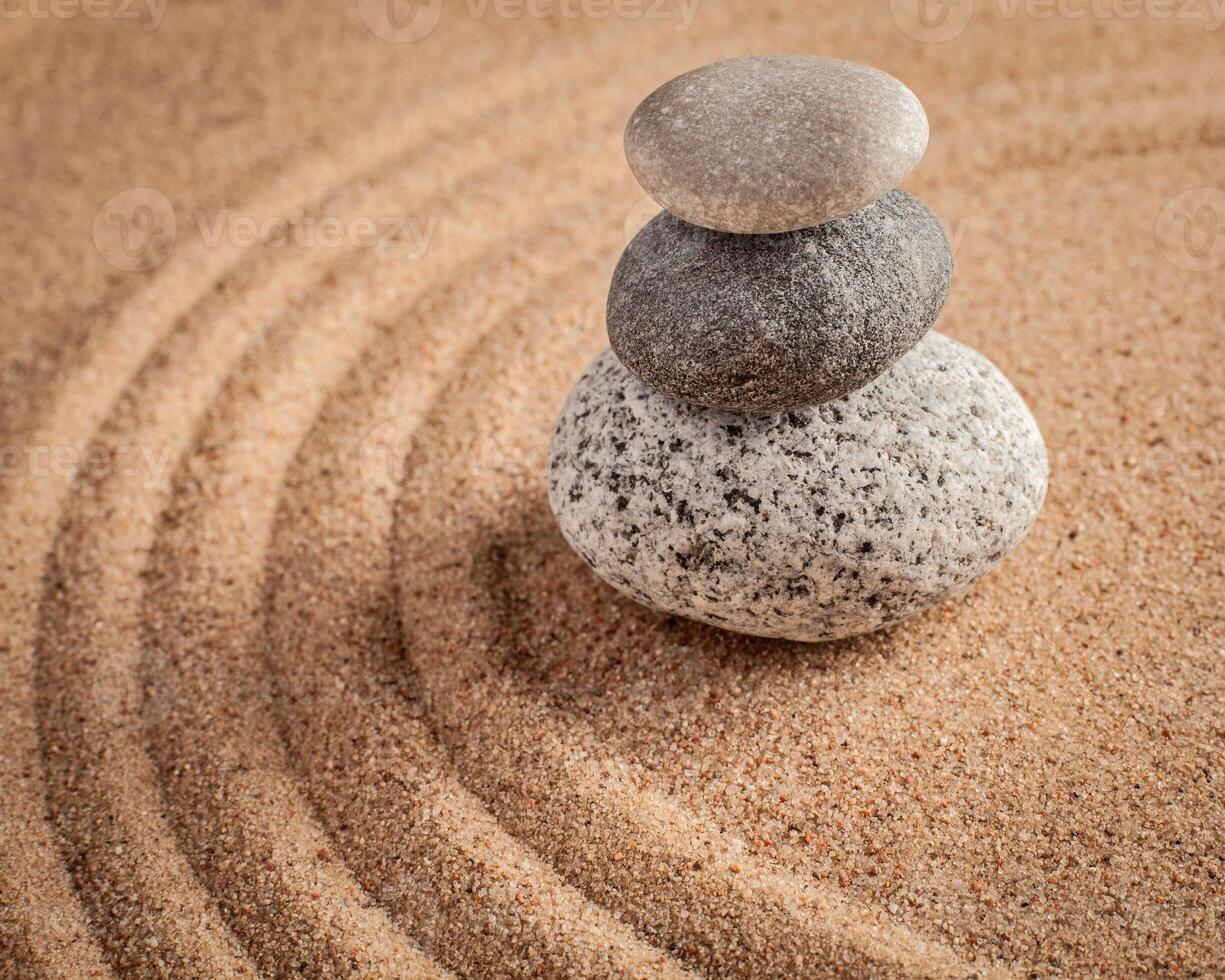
(607, 189, 953, 413)
(548, 336, 1048, 643)
(625, 55, 929, 234)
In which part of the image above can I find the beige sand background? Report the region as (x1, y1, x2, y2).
(1, 1, 1223, 976)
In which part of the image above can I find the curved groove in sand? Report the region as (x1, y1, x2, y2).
(123, 121, 662, 973)
(261, 249, 695, 977)
(32, 102, 632, 973)
(386, 303, 984, 979)
(24, 55, 655, 975)
(3, 43, 631, 970)
(132, 250, 459, 975)
(36, 211, 448, 978)
(7, 9, 1223, 978)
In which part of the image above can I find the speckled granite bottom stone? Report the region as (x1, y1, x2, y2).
(548, 335, 1048, 643)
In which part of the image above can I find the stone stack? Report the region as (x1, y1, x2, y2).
(548, 55, 1048, 644)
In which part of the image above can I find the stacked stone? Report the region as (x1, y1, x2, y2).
(549, 55, 1048, 644)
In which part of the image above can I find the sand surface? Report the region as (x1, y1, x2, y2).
(1, 2, 1223, 976)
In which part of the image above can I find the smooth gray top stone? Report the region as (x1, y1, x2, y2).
(625, 55, 929, 234)
(608, 189, 952, 413)
(548, 335, 1048, 644)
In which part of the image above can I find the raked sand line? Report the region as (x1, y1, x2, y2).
(450, 503, 1049, 961)
(920, 68, 1225, 182)
(261, 245, 695, 973)
(38, 249, 437, 976)
(33, 205, 452, 972)
(33, 152, 467, 972)
(125, 112, 690, 970)
(137, 258, 457, 977)
(133, 265, 608, 971)
(26, 114, 597, 980)
(125, 139, 659, 970)
(402, 528, 987, 978)
(383, 270, 990, 976)
(7, 8, 1223, 977)
(0, 69, 591, 978)
(400, 565, 984, 978)
(32, 243, 328, 976)
(13, 29, 684, 971)
(37, 119, 630, 973)
(3, 0, 653, 871)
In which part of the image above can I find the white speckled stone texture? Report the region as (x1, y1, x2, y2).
(625, 54, 929, 234)
(548, 335, 1048, 643)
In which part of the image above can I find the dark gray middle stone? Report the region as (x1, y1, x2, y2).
(607, 188, 953, 413)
